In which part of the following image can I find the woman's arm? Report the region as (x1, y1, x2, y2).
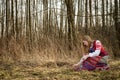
(89, 40, 101, 57)
(73, 55, 89, 68)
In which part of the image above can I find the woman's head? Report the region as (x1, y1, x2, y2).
(83, 35, 93, 47)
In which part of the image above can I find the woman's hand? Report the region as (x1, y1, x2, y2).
(73, 64, 78, 67)
(83, 54, 89, 60)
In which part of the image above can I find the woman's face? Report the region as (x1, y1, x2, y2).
(83, 40, 88, 46)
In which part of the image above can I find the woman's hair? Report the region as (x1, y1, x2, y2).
(83, 35, 93, 51)
(83, 35, 93, 43)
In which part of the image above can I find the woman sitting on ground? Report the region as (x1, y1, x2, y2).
(73, 35, 109, 71)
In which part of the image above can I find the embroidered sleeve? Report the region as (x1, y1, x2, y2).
(89, 40, 101, 57)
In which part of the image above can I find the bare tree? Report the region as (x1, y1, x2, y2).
(11, 0, 15, 37)
(85, 0, 88, 34)
(65, 0, 75, 49)
(6, 0, 10, 38)
(89, 0, 92, 35)
(59, 0, 64, 38)
(0, 0, 120, 57)
(43, 0, 48, 35)
(106, 0, 109, 26)
(94, 0, 98, 27)
(114, 0, 120, 54)
(77, 0, 83, 32)
(1, 0, 5, 38)
(102, 0, 105, 35)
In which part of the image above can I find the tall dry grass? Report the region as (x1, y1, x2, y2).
(0, 35, 83, 65)
(0, 33, 114, 66)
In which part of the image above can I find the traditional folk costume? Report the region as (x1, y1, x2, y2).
(78, 40, 109, 71)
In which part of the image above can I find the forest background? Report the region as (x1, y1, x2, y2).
(0, 0, 120, 80)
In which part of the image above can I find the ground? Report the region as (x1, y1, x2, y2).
(0, 59, 120, 80)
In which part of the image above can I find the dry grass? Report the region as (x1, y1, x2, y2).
(0, 58, 120, 80)
(0, 48, 120, 80)
(0, 36, 119, 80)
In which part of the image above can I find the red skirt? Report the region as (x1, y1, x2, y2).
(80, 56, 109, 71)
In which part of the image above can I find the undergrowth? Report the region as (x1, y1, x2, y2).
(0, 58, 120, 80)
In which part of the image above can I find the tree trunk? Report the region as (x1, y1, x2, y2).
(89, 0, 92, 35)
(59, 0, 63, 38)
(28, 1, 31, 36)
(6, 0, 10, 38)
(11, 0, 15, 37)
(114, 0, 120, 53)
(85, 0, 88, 34)
(43, 0, 48, 35)
(77, 0, 83, 32)
(65, 0, 75, 49)
(15, 0, 18, 39)
(95, 0, 98, 27)
(109, 0, 113, 26)
(106, 0, 108, 26)
(1, 0, 5, 38)
(102, 0, 105, 35)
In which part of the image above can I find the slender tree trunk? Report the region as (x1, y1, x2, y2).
(85, 0, 88, 34)
(77, 0, 83, 32)
(26, 0, 28, 38)
(25, 0, 30, 50)
(77, 0, 80, 31)
(110, 0, 113, 26)
(48, 0, 52, 35)
(59, 0, 63, 38)
(106, 0, 108, 26)
(80, 0, 83, 28)
(0, 3, 1, 37)
(102, 0, 105, 35)
(54, 0, 59, 37)
(15, 0, 18, 39)
(20, 0, 23, 38)
(89, 0, 92, 35)
(26, 0, 32, 51)
(6, 0, 10, 38)
(29, 1, 31, 37)
(1, 0, 5, 38)
(11, 0, 15, 37)
(95, 0, 98, 27)
(114, 0, 120, 51)
(43, 0, 48, 35)
(65, 0, 75, 49)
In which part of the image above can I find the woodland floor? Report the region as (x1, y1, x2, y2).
(0, 59, 120, 80)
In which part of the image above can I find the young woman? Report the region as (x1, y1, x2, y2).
(73, 35, 109, 71)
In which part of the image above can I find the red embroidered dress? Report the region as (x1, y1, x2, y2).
(79, 40, 109, 71)
(89, 40, 108, 57)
